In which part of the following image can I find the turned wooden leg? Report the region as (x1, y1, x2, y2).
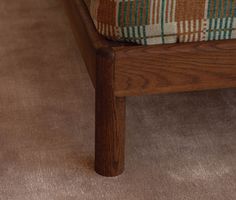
(95, 48, 126, 177)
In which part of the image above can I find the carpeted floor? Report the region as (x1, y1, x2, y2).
(0, 1, 236, 200)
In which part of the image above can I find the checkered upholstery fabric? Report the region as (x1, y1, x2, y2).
(85, 0, 236, 45)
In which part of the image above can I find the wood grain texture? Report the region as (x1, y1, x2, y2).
(63, 0, 126, 177)
(62, 0, 109, 86)
(63, 0, 236, 177)
(62, 0, 128, 87)
(114, 40, 236, 96)
(95, 48, 126, 177)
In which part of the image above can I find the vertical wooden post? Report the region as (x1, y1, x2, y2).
(95, 48, 126, 177)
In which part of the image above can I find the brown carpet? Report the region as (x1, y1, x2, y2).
(0, 1, 236, 200)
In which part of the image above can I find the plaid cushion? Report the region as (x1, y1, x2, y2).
(86, 0, 236, 45)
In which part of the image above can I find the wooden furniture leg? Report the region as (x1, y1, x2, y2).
(95, 48, 126, 177)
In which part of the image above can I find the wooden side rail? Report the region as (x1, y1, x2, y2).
(63, 0, 110, 86)
(114, 40, 236, 96)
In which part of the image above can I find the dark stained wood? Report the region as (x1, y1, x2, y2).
(95, 48, 126, 177)
(62, 0, 109, 86)
(62, 0, 126, 87)
(114, 40, 236, 96)
(63, 0, 126, 177)
(63, 0, 236, 176)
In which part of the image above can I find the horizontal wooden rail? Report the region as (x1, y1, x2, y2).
(114, 40, 236, 96)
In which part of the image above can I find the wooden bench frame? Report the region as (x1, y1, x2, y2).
(63, 0, 236, 177)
